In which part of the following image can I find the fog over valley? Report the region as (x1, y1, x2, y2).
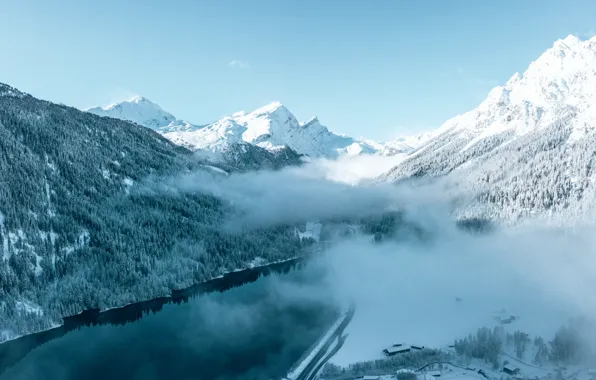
(2, 12, 596, 379)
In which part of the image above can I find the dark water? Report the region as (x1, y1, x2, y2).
(0, 267, 337, 380)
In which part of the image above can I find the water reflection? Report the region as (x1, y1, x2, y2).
(1, 266, 338, 380)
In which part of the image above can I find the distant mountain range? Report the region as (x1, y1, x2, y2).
(0, 83, 305, 341)
(3, 33, 596, 343)
(87, 95, 177, 131)
(1, 80, 415, 343)
(85, 34, 596, 226)
(381, 34, 596, 225)
(87, 98, 429, 158)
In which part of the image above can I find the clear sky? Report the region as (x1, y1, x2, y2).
(1, 0, 595, 140)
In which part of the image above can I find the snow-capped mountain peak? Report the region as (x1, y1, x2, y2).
(509, 34, 596, 106)
(555, 33, 581, 47)
(381, 34, 596, 225)
(251, 101, 285, 115)
(129, 95, 149, 104)
(429, 34, 596, 147)
(87, 97, 428, 158)
(300, 116, 321, 128)
(161, 100, 369, 157)
(87, 96, 176, 130)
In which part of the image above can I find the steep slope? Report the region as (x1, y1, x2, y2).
(381, 35, 596, 224)
(0, 83, 308, 341)
(163, 102, 381, 157)
(87, 98, 427, 158)
(214, 143, 304, 172)
(87, 96, 177, 130)
(380, 131, 435, 156)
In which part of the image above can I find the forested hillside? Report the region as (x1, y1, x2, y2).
(0, 83, 308, 341)
(383, 114, 596, 224)
(215, 143, 303, 172)
(381, 35, 596, 225)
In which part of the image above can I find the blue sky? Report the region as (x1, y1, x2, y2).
(1, 0, 595, 140)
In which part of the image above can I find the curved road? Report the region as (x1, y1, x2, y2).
(295, 304, 355, 380)
(306, 333, 349, 380)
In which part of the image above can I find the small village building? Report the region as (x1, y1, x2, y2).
(383, 346, 411, 356)
(362, 376, 380, 380)
(428, 371, 441, 377)
(503, 365, 520, 375)
(411, 344, 425, 350)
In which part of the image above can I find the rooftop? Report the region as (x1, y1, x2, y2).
(384, 346, 411, 354)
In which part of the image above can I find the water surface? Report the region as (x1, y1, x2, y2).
(1, 267, 337, 380)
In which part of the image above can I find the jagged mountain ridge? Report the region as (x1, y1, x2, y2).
(0, 82, 306, 341)
(87, 96, 178, 131)
(161, 101, 386, 157)
(381, 34, 596, 224)
(87, 99, 428, 158)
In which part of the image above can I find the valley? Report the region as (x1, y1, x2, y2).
(0, 262, 339, 380)
(1, 8, 596, 379)
(0, 257, 304, 376)
(0, 83, 311, 341)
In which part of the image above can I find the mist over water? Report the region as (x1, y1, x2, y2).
(321, 225, 596, 365)
(6, 154, 596, 378)
(1, 266, 339, 380)
(168, 156, 596, 367)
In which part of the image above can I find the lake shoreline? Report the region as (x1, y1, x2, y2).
(0, 255, 307, 376)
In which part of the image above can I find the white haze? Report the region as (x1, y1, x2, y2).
(322, 225, 596, 365)
(172, 155, 596, 366)
(173, 158, 451, 229)
(298, 154, 410, 186)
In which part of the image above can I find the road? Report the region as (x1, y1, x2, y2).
(306, 333, 349, 380)
(294, 304, 355, 380)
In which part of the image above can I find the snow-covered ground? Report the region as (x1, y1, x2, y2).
(86, 96, 177, 131)
(298, 222, 323, 242)
(318, 228, 596, 368)
(86, 95, 430, 159)
(300, 153, 410, 186)
(331, 291, 575, 367)
(0, 329, 17, 343)
(15, 300, 44, 317)
(327, 349, 596, 380)
(330, 296, 572, 367)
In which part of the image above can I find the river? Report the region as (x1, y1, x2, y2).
(0, 261, 339, 380)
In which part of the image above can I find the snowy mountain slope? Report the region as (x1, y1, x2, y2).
(380, 131, 435, 156)
(87, 96, 179, 130)
(87, 98, 428, 158)
(381, 34, 596, 224)
(162, 102, 384, 157)
(0, 82, 308, 341)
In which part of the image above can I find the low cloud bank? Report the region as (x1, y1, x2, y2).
(321, 223, 596, 365)
(170, 155, 453, 230)
(165, 154, 596, 367)
(2, 269, 339, 380)
(298, 154, 410, 186)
